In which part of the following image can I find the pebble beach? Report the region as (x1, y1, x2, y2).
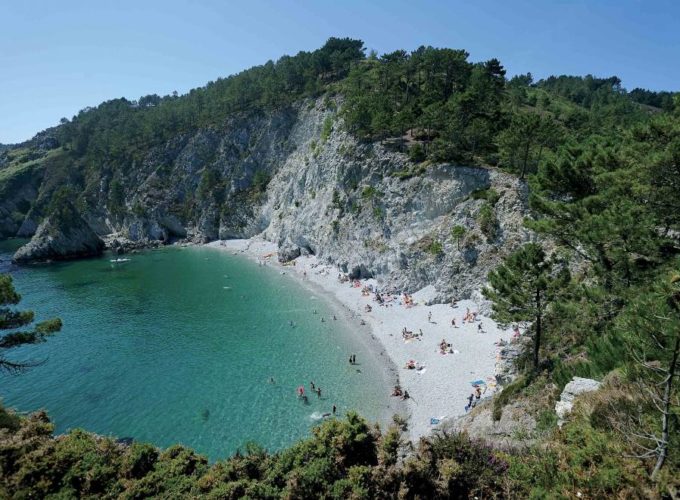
(206, 237, 513, 441)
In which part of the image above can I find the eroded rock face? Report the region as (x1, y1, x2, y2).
(555, 377, 602, 426)
(13, 207, 104, 263)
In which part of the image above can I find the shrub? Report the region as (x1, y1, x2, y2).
(470, 187, 500, 205)
(426, 240, 444, 256)
(320, 116, 333, 143)
(408, 143, 426, 162)
(477, 202, 497, 240)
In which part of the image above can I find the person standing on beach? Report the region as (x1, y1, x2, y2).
(349, 355, 353, 365)
(428, 311, 432, 322)
(352, 354, 356, 364)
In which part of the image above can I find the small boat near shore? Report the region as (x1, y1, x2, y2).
(110, 258, 131, 263)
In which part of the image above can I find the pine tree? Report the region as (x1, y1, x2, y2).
(618, 272, 680, 479)
(483, 243, 569, 370)
(0, 274, 62, 373)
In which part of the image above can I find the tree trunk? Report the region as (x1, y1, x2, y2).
(651, 332, 680, 479)
(534, 290, 542, 371)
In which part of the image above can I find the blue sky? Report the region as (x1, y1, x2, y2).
(2, 0, 678, 143)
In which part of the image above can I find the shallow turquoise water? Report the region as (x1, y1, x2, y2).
(0, 241, 392, 460)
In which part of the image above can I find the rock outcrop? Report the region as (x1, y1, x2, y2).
(13, 203, 105, 263)
(555, 377, 602, 427)
(447, 401, 537, 448)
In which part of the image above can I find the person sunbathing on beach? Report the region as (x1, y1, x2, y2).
(391, 385, 403, 397)
(405, 359, 416, 369)
(401, 390, 410, 400)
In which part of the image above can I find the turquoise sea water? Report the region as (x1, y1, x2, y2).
(0, 241, 392, 460)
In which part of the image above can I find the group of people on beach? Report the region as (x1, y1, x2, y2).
(465, 385, 484, 412)
(462, 308, 478, 323)
(439, 338, 454, 355)
(391, 385, 410, 400)
(402, 327, 423, 341)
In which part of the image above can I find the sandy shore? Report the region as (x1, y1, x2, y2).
(205, 237, 511, 442)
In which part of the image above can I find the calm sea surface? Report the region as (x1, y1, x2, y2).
(0, 240, 391, 460)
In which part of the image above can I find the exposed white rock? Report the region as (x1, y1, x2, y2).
(555, 377, 602, 426)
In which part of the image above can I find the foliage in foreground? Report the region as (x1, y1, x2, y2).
(0, 407, 507, 499)
(0, 274, 61, 373)
(2, 402, 673, 499)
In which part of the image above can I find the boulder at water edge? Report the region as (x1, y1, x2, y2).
(13, 203, 105, 263)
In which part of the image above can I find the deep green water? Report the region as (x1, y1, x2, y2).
(0, 241, 392, 460)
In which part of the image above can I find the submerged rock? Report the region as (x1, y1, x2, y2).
(13, 202, 105, 263)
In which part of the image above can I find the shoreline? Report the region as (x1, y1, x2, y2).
(206, 237, 512, 442)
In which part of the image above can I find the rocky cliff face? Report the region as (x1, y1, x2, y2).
(13, 203, 105, 263)
(1, 98, 529, 298)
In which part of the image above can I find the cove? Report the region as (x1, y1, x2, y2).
(0, 240, 394, 461)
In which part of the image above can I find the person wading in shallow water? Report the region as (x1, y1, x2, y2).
(332, 404, 336, 415)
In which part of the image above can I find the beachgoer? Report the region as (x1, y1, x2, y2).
(333, 315, 337, 320)
(428, 312, 432, 322)
(269, 377, 275, 384)
(478, 323, 483, 332)
(475, 387, 482, 399)
(402, 390, 410, 400)
(352, 354, 356, 364)
(349, 356, 353, 365)
(316, 387, 321, 398)
(332, 405, 336, 415)
(321, 317, 325, 322)
(311, 381, 315, 390)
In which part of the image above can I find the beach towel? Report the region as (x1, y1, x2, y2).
(470, 379, 486, 386)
